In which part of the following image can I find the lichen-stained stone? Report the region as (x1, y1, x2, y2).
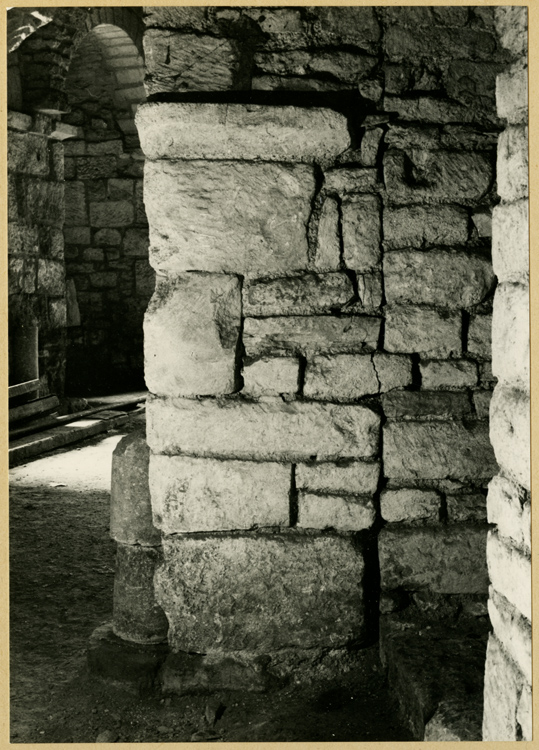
(489, 386, 530, 491)
(488, 588, 531, 684)
(323, 168, 380, 195)
(384, 250, 495, 308)
(383, 421, 497, 481)
(110, 431, 161, 547)
(384, 305, 461, 358)
(243, 315, 381, 357)
(492, 283, 529, 386)
(378, 525, 489, 594)
(381, 391, 473, 420)
(146, 395, 380, 462)
(254, 49, 377, 85)
(372, 353, 413, 391)
(144, 274, 241, 397)
(446, 493, 487, 523)
(487, 530, 531, 621)
(497, 64, 528, 125)
(314, 197, 341, 271)
(296, 461, 380, 496)
(298, 493, 375, 531)
(380, 488, 441, 523)
(497, 126, 528, 202)
(242, 357, 299, 397)
(420, 360, 478, 390)
(467, 313, 492, 360)
(137, 102, 350, 163)
(384, 149, 492, 206)
(149, 455, 291, 533)
(492, 200, 528, 283)
(341, 195, 381, 271)
(243, 273, 354, 317)
(483, 634, 526, 741)
(144, 160, 314, 276)
(487, 474, 530, 552)
(155, 533, 367, 652)
(304, 354, 379, 401)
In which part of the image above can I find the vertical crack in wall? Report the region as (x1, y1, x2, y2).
(289, 464, 298, 527)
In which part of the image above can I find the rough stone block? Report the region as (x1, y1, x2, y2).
(385, 23, 497, 62)
(48, 299, 67, 329)
(492, 200, 528, 283)
(473, 390, 492, 419)
(110, 431, 161, 546)
(487, 474, 530, 553)
(472, 210, 492, 238)
(243, 273, 353, 317)
(76, 155, 117, 180)
(9, 257, 35, 294)
(295, 461, 380, 496)
(144, 274, 241, 397)
(383, 421, 497, 481)
(354, 272, 383, 312)
(149, 455, 290, 533)
(8, 132, 49, 177)
(64, 226, 91, 245)
(384, 305, 461, 358)
(383, 205, 469, 250)
(89, 272, 117, 288)
(384, 250, 495, 308)
(243, 315, 381, 358)
(380, 488, 440, 523)
(497, 126, 528, 202)
(89, 200, 134, 227)
(137, 102, 350, 163)
(93, 228, 121, 246)
(304, 354, 379, 401)
(360, 127, 383, 166)
(144, 160, 314, 276)
(489, 386, 530, 491)
(24, 179, 65, 227)
(379, 525, 489, 594)
(147, 396, 380, 462)
(495, 6, 528, 58)
(242, 357, 299, 397)
(383, 96, 477, 125)
(467, 314, 492, 360)
(314, 197, 341, 271)
(37, 258, 64, 295)
(310, 6, 381, 49)
(492, 283, 529, 386)
(420, 360, 477, 390)
(108, 178, 133, 201)
(135, 261, 155, 297)
(497, 64, 528, 124)
(323, 168, 380, 195)
(255, 49, 377, 86)
(372, 353, 412, 391)
(385, 124, 441, 150)
(446, 493, 486, 523)
(298, 493, 375, 531)
(487, 530, 531, 621)
(341, 195, 381, 271)
(381, 391, 473, 420)
(155, 533, 367, 652)
(488, 588, 531, 684)
(482, 634, 526, 741)
(123, 227, 149, 257)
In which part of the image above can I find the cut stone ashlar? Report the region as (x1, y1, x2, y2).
(242, 357, 300, 398)
(297, 493, 376, 531)
(296, 461, 380, 496)
(384, 305, 461, 358)
(383, 204, 469, 250)
(242, 273, 354, 317)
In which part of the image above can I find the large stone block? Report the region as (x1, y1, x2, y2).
(488, 588, 531, 684)
(144, 160, 314, 276)
(243, 273, 353, 317)
(8, 132, 49, 177)
(380, 488, 440, 523)
(497, 126, 528, 202)
(243, 315, 381, 357)
(144, 273, 241, 397)
(384, 24, 497, 63)
(487, 530, 531, 621)
(489, 386, 530, 491)
(495, 6, 528, 58)
(487, 474, 530, 552)
(483, 634, 526, 741)
(149, 455, 290, 533)
(381, 391, 473, 420)
(24, 179, 64, 227)
(341, 195, 381, 271)
(37, 258, 64, 295)
(384, 305, 461, 358)
(420, 359, 477, 390)
(383, 421, 498, 481)
(147, 396, 380, 462)
(255, 49, 377, 86)
(492, 283, 529, 386)
(304, 354, 378, 401)
(137, 102, 350, 162)
(314, 197, 341, 271)
(155, 533, 367, 652)
(372, 353, 413, 392)
(492, 200, 528, 283)
(496, 64, 528, 124)
(379, 525, 489, 594)
(242, 357, 299, 398)
(110, 431, 161, 546)
(384, 251, 495, 309)
(467, 313, 492, 360)
(298, 493, 375, 531)
(295, 461, 380, 496)
(383, 205, 469, 250)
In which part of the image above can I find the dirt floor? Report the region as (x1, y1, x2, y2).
(9, 417, 413, 743)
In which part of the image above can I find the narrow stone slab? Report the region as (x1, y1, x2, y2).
(304, 354, 379, 400)
(341, 195, 381, 271)
(298, 493, 375, 531)
(420, 359, 477, 389)
(147, 395, 380, 462)
(137, 102, 350, 162)
(296, 461, 380, 495)
(380, 488, 441, 523)
(381, 390, 473, 420)
(243, 273, 354, 317)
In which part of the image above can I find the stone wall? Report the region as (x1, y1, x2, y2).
(483, 8, 530, 741)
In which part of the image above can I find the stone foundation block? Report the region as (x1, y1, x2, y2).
(384, 250, 494, 308)
(497, 126, 528, 202)
(482, 634, 527, 741)
(144, 274, 241, 397)
(487, 474, 530, 552)
(486, 530, 531, 621)
(488, 588, 531, 684)
(144, 160, 314, 276)
(446, 493, 486, 523)
(467, 313, 492, 360)
(379, 525, 489, 594)
(137, 102, 350, 162)
(341, 195, 381, 271)
(147, 396, 380, 462)
(384, 305, 461, 358)
(383, 205, 469, 249)
(381, 391, 472, 420)
(243, 273, 353, 317)
(380, 489, 441, 523)
(159, 650, 274, 695)
(155, 533, 367, 652)
(496, 64, 528, 124)
(149, 455, 291, 533)
(383, 421, 497, 481)
(492, 200, 528, 283)
(314, 197, 341, 271)
(304, 354, 379, 401)
(113, 543, 169, 644)
(489, 386, 530, 491)
(110, 430, 161, 546)
(492, 283, 529, 386)
(297, 493, 375, 531)
(296, 461, 379, 496)
(420, 359, 477, 390)
(242, 357, 299, 397)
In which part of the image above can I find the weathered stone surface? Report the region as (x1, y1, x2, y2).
(385, 124, 440, 150)
(492, 283, 529, 386)
(381, 390, 472, 420)
(517, 684, 532, 741)
(147, 396, 380, 462)
(243, 315, 381, 357)
(9, 257, 35, 293)
(123, 228, 148, 257)
(89, 200, 133, 227)
(310, 6, 381, 49)
(353, 272, 383, 312)
(384, 149, 492, 205)
(473, 390, 492, 419)
(383, 421, 497, 481)
(93, 228, 121, 246)
(383, 205, 469, 250)
(314, 197, 341, 271)
(441, 125, 498, 152)
(384, 251, 495, 309)
(243, 273, 353, 317)
(304, 354, 379, 401)
(372, 353, 412, 391)
(298, 493, 375, 531)
(497, 64, 527, 124)
(467, 313, 491, 360)
(385, 23, 497, 62)
(341, 195, 381, 271)
(144, 160, 314, 276)
(110, 430, 161, 546)
(380, 489, 440, 523)
(242, 357, 299, 397)
(379, 525, 489, 594)
(252, 75, 342, 93)
(37, 258, 64, 295)
(483, 634, 526, 741)
(156, 534, 367, 652)
(360, 128, 383, 166)
(323, 168, 380, 195)
(472, 210, 492, 238)
(64, 226, 91, 245)
(492, 200, 528, 283)
(295, 462, 380, 496)
(420, 359, 477, 390)
(488, 588, 531, 684)
(144, 273, 241, 397)
(497, 126, 528, 202)
(495, 6, 528, 58)
(8, 132, 49, 177)
(113, 543, 169, 644)
(489, 386, 530, 492)
(48, 299, 67, 329)
(487, 530, 531, 621)
(487, 474, 530, 552)
(383, 96, 480, 125)
(64, 182, 87, 227)
(384, 306, 461, 358)
(149, 455, 290, 533)
(254, 49, 377, 85)
(446, 493, 486, 523)
(76, 155, 117, 180)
